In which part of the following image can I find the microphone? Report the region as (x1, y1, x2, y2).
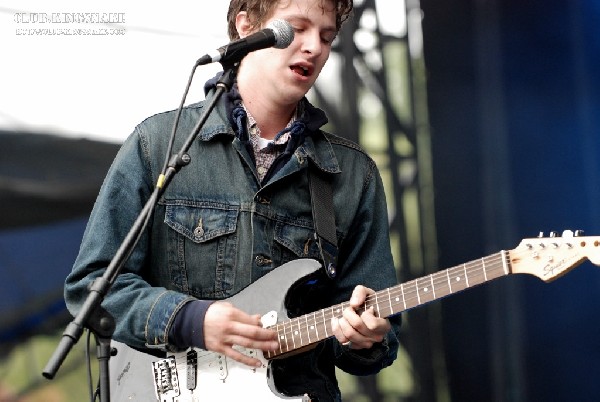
(197, 19, 294, 66)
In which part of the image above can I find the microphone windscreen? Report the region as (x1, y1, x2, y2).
(269, 19, 295, 49)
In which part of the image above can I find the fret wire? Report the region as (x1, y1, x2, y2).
(401, 283, 407, 309)
(298, 315, 304, 347)
(432, 273, 446, 292)
(376, 252, 507, 309)
(390, 254, 507, 314)
(373, 291, 379, 317)
(290, 320, 297, 350)
(286, 320, 294, 352)
(271, 252, 513, 357)
(432, 271, 450, 294)
(282, 322, 290, 353)
(402, 282, 413, 308)
(417, 277, 426, 300)
(501, 250, 510, 274)
(321, 309, 328, 337)
(273, 249, 567, 360)
(304, 314, 310, 344)
(482, 257, 488, 281)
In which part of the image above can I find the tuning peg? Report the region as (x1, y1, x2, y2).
(537, 231, 544, 238)
(549, 231, 559, 238)
(574, 229, 585, 237)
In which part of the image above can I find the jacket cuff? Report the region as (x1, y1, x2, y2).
(333, 315, 402, 375)
(144, 290, 195, 351)
(168, 300, 215, 350)
(334, 337, 390, 364)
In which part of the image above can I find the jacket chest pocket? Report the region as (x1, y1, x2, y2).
(164, 202, 239, 299)
(273, 221, 323, 266)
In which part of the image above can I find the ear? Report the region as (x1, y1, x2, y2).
(235, 11, 253, 39)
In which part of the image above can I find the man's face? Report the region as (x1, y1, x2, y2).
(239, 0, 337, 107)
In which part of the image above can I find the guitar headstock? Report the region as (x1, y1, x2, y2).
(509, 230, 600, 282)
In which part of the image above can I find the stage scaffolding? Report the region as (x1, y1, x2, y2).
(311, 1, 448, 400)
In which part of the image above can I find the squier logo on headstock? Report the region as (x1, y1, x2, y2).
(509, 230, 600, 282)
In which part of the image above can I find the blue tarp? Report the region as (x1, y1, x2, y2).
(0, 218, 87, 345)
(0, 131, 118, 354)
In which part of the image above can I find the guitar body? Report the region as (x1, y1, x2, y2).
(108, 231, 600, 401)
(109, 258, 323, 402)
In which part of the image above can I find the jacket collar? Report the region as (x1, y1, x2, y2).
(200, 72, 341, 175)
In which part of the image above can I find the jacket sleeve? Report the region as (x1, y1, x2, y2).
(330, 157, 402, 375)
(64, 127, 195, 352)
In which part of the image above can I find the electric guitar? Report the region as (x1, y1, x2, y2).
(109, 230, 600, 401)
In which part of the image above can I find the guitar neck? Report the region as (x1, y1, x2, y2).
(266, 250, 511, 359)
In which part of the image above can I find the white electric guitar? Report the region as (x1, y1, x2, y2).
(109, 230, 600, 401)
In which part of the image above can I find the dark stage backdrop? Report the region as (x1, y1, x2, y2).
(422, 0, 600, 401)
(0, 131, 119, 355)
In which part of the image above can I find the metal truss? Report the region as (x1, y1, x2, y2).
(311, 0, 447, 400)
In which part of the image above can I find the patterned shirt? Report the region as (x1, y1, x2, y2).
(244, 104, 297, 182)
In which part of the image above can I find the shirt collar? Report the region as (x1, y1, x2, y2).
(243, 103, 302, 150)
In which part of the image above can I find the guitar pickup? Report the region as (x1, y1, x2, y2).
(186, 349, 198, 391)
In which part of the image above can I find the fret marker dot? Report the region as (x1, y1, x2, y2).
(294, 331, 299, 335)
(424, 287, 429, 292)
(395, 297, 400, 302)
(456, 277, 461, 281)
(310, 325, 315, 330)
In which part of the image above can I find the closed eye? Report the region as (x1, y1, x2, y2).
(321, 34, 336, 45)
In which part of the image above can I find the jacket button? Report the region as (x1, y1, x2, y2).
(256, 195, 270, 205)
(255, 255, 272, 267)
(193, 217, 204, 237)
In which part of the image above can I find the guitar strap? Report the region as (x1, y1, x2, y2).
(308, 164, 338, 279)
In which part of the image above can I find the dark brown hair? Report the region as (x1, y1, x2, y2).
(227, 0, 353, 40)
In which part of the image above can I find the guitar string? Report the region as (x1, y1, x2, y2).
(162, 240, 587, 367)
(269, 241, 584, 356)
(267, 252, 508, 356)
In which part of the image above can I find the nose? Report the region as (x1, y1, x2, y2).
(300, 30, 323, 57)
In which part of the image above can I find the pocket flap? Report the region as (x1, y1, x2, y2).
(275, 221, 320, 258)
(164, 202, 238, 243)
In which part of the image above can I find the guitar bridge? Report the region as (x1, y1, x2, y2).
(152, 356, 180, 400)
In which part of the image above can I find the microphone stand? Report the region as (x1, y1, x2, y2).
(43, 64, 238, 402)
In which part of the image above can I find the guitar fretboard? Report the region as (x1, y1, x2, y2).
(265, 250, 510, 359)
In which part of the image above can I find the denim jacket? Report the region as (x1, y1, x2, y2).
(65, 86, 401, 401)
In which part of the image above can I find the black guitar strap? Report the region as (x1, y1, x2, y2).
(308, 164, 338, 279)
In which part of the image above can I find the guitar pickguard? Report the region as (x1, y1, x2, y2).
(109, 259, 322, 401)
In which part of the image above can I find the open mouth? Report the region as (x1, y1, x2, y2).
(291, 65, 311, 77)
